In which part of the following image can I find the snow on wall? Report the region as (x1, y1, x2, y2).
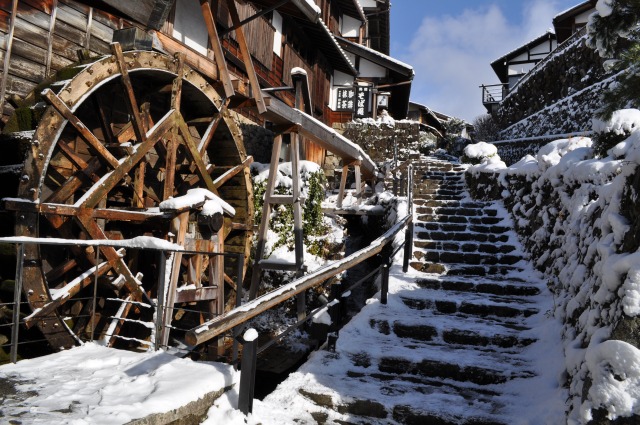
(465, 111, 640, 423)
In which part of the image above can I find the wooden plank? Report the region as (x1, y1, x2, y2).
(153, 31, 218, 81)
(226, 0, 265, 114)
(200, 0, 234, 97)
(0, 0, 17, 117)
(175, 286, 218, 303)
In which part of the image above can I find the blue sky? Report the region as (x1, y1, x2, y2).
(390, 0, 583, 122)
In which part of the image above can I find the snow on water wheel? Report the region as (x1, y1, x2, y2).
(10, 45, 253, 351)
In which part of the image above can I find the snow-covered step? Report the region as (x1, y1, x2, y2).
(414, 250, 524, 266)
(415, 206, 499, 217)
(399, 293, 538, 319)
(415, 229, 511, 242)
(413, 240, 518, 255)
(415, 276, 540, 297)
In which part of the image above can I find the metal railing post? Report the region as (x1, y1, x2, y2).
(381, 264, 389, 305)
(238, 328, 258, 415)
(10, 243, 24, 363)
(155, 250, 167, 351)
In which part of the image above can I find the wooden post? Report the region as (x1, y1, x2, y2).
(226, 0, 266, 113)
(238, 329, 258, 414)
(381, 263, 389, 305)
(45, 0, 59, 77)
(91, 247, 100, 341)
(155, 250, 167, 350)
(403, 221, 414, 273)
(249, 135, 283, 299)
(200, 0, 235, 97)
(232, 253, 244, 370)
(10, 243, 24, 364)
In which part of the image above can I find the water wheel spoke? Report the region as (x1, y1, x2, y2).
(56, 140, 90, 171)
(23, 258, 112, 328)
(177, 114, 218, 195)
(75, 209, 143, 300)
(75, 109, 176, 209)
(195, 112, 223, 155)
(111, 42, 147, 145)
(42, 89, 120, 169)
(45, 157, 102, 204)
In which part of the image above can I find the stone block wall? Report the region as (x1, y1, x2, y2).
(496, 32, 608, 132)
(342, 121, 422, 164)
(465, 146, 640, 424)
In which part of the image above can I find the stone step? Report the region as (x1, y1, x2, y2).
(372, 318, 536, 349)
(413, 241, 518, 255)
(416, 194, 467, 202)
(378, 354, 533, 386)
(413, 250, 523, 266)
(415, 276, 540, 297)
(415, 206, 499, 217)
(392, 405, 506, 425)
(409, 262, 526, 277)
(400, 296, 538, 319)
(417, 215, 503, 225)
(414, 229, 511, 243)
(413, 200, 495, 210)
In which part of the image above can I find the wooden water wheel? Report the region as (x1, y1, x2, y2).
(9, 45, 254, 351)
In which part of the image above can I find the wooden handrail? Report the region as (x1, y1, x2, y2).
(185, 214, 413, 346)
(389, 159, 412, 174)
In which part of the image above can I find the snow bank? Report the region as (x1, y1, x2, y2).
(0, 344, 238, 424)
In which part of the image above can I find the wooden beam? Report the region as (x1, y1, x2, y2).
(76, 109, 175, 209)
(0, 0, 18, 118)
(23, 260, 112, 328)
(45, 0, 59, 77)
(176, 113, 219, 195)
(213, 155, 253, 189)
(112, 43, 147, 145)
(42, 89, 120, 169)
(186, 214, 413, 346)
(226, 0, 266, 114)
(76, 210, 144, 300)
(200, 0, 235, 97)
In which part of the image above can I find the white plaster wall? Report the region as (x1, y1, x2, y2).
(341, 14, 361, 37)
(273, 11, 283, 56)
(508, 62, 535, 76)
(576, 9, 595, 24)
(359, 0, 377, 7)
(359, 58, 386, 78)
(173, 0, 208, 56)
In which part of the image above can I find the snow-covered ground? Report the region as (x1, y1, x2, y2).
(0, 343, 238, 424)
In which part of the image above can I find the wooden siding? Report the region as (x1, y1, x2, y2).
(0, 0, 118, 105)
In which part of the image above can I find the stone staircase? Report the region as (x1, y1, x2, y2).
(256, 156, 550, 424)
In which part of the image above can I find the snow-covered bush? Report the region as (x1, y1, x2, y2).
(466, 108, 640, 423)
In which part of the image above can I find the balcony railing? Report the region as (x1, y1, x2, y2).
(480, 83, 508, 112)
